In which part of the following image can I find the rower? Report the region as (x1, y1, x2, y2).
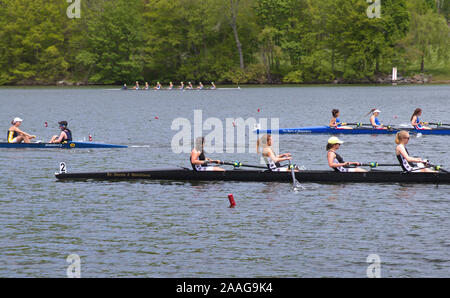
(369, 109, 386, 129)
(395, 131, 434, 172)
(168, 82, 174, 90)
(411, 108, 431, 130)
(154, 82, 162, 90)
(121, 84, 127, 90)
(210, 82, 216, 90)
(49, 121, 72, 144)
(257, 134, 293, 172)
(7, 117, 36, 143)
(178, 82, 184, 90)
(197, 82, 204, 90)
(186, 82, 194, 90)
(190, 137, 225, 172)
(133, 81, 140, 90)
(329, 109, 352, 129)
(327, 137, 366, 172)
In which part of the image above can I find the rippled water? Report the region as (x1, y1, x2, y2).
(0, 85, 449, 277)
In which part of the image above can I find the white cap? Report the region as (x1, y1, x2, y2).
(328, 136, 344, 145)
(13, 117, 23, 123)
(373, 109, 381, 114)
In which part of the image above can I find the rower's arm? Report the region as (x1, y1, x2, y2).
(329, 118, 337, 128)
(327, 152, 348, 168)
(15, 128, 35, 138)
(397, 146, 423, 163)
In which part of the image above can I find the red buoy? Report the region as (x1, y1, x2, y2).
(45, 122, 48, 128)
(89, 135, 92, 142)
(257, 108, 261, 112)
(228, 194, 236, 208)
(155, 116, 159, 119)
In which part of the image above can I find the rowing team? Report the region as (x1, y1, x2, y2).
(7, 118, 72, 144)
(123, 81, 217, 91)
(330, 107, 433, 130)
(191, 132, 436, 173)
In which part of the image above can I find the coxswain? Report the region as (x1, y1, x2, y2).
(7, 117, 36, 143)
(210, 82, 216, 90)
(395, 131, 434, 172)
(368, 109, 386, 129)
(411, 108, 431, 130)
(326, 137, 366, 172)
(329, 109, 352, 129)
(257, 134, 293, 172)
(190, 137, 225, 171)
(49, 121, 73, 144)
(197, 82, 204, 90)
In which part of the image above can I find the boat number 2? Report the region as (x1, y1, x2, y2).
(60, 162, 67, 174)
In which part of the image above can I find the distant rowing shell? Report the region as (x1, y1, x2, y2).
(104, 87, 241, 91)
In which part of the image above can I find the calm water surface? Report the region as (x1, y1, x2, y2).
(0, 85, 449, 277)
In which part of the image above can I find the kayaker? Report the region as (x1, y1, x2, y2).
(329, 109, 352, 129)
(326, 137, 366, 172)
(395, 131, 434, 172)
(49, 121, 73, 144)
(7, 117, 36, 143)
(257, 134, 293, 172)
(368, 109, 386, 129)
(411, 108, 431, 130)
(190, 137, 225, 172)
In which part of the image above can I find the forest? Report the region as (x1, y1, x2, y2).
(0, 0, 449, 85)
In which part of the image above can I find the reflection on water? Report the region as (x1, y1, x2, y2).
(0, 86, 449, 277)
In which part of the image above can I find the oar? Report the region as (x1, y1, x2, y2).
(426, 122, 450, 127)
(427, 164, 449, 173)
(359, 162, 400, 168)
(288, 160, 296, 185)
(220, 161, 268, 170)
(345, 123, 398, 130)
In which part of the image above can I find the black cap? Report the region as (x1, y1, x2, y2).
(58, 121, 68, 127)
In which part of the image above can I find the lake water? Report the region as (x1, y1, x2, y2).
(0, 85, 449, 277)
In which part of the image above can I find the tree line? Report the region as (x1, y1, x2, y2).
(0, 0, 449, 85)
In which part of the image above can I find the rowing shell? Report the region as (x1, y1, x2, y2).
(0, 141, 127, 149)
(256, 126, 450, 135)
(55, 167, 449, 184)
(105, 87, 241, 91)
